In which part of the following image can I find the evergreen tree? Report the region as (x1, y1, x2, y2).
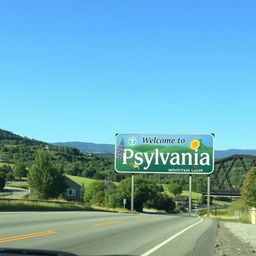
(28, 150, 65, 199)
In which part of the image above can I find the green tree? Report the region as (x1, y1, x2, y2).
(0, 171, 6, 190)
(199, 194, 205, 205)
(115, 177, 158, 212)
(145, 192, 175, 212)
(104, 189, 120, 208)
(13, 163, 27, 180)
(0, 164, 14, 181)
(28, 150, 65, 199)
(84, 180, 105, 206)
(168, 184, 183, 197)
(241, 167, 256, 207)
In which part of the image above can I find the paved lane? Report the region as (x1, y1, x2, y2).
(0, 211, 217, 256)
(2, 187, 29, 199)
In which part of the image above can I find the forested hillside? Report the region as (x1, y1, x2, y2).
(0, 129, 122, 181)
(0, 129, 202, 190)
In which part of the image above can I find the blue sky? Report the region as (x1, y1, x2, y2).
(1, 0, 255, 149)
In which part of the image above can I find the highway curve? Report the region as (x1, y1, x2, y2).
(0, 211, 217, 256)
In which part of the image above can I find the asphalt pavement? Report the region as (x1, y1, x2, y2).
(0, 211, 217, 256)
(1, 187, 29, 199)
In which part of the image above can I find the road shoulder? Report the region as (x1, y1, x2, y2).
(214, 221, 256, 256)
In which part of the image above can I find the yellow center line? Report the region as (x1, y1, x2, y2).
(135, 217, 145, 220)
(91, 215, 163, 227)
(91, 220, 123, 227)
(0, 230, 57, 243)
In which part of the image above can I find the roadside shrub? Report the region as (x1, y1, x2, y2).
(229, 199, 250, 223)
(104, 189, 122, 208)
(173, 204, 187, 214)
(84, 180, 105, 206)
(145, 193, 175, 212)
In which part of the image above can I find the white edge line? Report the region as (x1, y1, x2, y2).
(140, 217, 203, 256)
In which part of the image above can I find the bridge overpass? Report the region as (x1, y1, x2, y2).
(203, 154, 256, 196)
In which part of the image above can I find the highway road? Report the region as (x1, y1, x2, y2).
(0, 211, 217, 256)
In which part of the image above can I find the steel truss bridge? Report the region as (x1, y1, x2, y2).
(203, 154, 256, 196)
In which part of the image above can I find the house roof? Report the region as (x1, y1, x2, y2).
(104, 181, 117, 189)
(64, 175, 82, 187)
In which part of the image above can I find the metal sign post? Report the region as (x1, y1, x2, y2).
(123, 198, 127, 209)
(131, 174, 134, 213)
(189, 174, 192, 216)
(207, 175, 210, 217)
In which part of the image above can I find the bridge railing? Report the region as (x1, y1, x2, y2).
(202, 189, 241, 196)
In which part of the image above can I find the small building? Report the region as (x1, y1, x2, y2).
(64, 175, 83, 201)
(174, 196, 189, 207)
(104, 181, 117, 190)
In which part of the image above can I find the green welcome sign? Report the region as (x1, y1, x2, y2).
(115, 134, 214, 174)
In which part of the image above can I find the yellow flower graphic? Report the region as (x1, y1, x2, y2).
(190, 139, 200, 150)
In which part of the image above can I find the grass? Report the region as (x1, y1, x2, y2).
(228, 199, 251, 223)
(198, 206, 231, 219)
(66, 175, 119, 186)
(65, 175, 99, 186)
(181, 191, 201, 201)
(0, 199, 133, 213)
(7, 182, 29, 189)
(92, 205, 132, 213)
(0, 199, 94, 211)
(198, 199, 251, 223)
(0, 192, 12, 197)
(212, 198, 232, 206)
(162, 184, 201, 201)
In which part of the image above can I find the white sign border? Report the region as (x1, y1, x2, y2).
(114, 133, 215, 175)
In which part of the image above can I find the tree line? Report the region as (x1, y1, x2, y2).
(1, 129, 256, 211)
(1, 149, 256, 213)
(84, 178, 176, 212)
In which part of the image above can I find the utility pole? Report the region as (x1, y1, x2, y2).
(207, 175, 210, 217)
(189, 174, 192, 216)
(131, 174, 134, 213)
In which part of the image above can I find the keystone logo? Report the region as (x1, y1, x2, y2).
(128, 137, 137, 146)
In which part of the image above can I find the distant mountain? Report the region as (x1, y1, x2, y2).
(52, 141, 256, 159)
(52, 142, 115, 154)
(215, 149, 256, 159)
